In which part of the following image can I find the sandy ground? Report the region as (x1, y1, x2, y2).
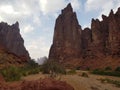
(22, 71, 120, 90)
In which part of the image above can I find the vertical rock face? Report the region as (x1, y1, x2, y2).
(0, 21, 30, 62)
(108, 9, 120, 57)
(90, 9, 120, 58)
(49, 3, 120, 68)
(49, 3, 82, 62)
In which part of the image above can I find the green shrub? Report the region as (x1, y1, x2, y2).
(91, 69, 120, 77)
(81, 72, 89, 77)
(115, 67, 120, 72)
(19, 63, 40, 76)
(27, 59, 39, 68)
(18, 59, 40, 76)
(1, 66, 21, 82)
(0, 59, 41, 82)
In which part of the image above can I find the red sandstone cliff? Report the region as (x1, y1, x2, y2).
(0, 21, 30, 68)
(49, 3, 82, 63)
(49, 3, 120, 69)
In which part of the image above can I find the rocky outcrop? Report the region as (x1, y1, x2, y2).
(0, 78, 74, 90)
(49, 3, 120, 69)
(49, 3, 82, 62)
(0, 21, 30, 65)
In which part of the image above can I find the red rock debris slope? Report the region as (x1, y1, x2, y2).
(0, 78, 74, 90)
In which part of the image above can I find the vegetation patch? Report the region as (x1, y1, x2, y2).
(41, 60, 66, 78)
(0, 59, 40, 82)
(91, 69, 120, 77)
(0, 66, 21, 82)
(20, 59, 40, 76)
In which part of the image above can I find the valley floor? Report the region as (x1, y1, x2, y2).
(22, 70, 120, 90)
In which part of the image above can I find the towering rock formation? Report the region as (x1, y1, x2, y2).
(49, 3, 120, 69)
(90, 9, 120, 58)
(0, 21, 30, 67)
(81, 8, 120, 69)
(49, 3, 82, 62)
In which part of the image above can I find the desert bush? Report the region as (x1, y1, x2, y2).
(19, 59, 40, 76)
(91, 69, 120, 77)
(0, 59, 41, 82)
(81, 72, 89, 77)
(0, 66, 21, 82)
(41, 60, 66, 77)
(27, 59, 39, 68)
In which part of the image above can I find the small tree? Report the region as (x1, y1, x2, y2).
(27, 59, 39, 68)
(41, 59, 66, 78)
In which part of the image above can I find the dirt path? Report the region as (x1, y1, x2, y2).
(23, 71, 120, 90)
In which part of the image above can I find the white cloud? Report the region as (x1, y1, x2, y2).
(26, 37, 50, 59)
(0, 5, 16, 14)
(85, 0, 108, 11)
(85, 0, 120, 20)
(33, 16, 41, 26)
(70, 0, 81, 10)
(23, 25, 34, 34)
(39, 0, 81, 15)
(0, 0, 53, 59)
(39, 0, 67, 15)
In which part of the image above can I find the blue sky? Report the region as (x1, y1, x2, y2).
(0, 0, 120, 60)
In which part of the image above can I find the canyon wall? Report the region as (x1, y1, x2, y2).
(0, 21, 30, 67)
(49, 3, 120, 69)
